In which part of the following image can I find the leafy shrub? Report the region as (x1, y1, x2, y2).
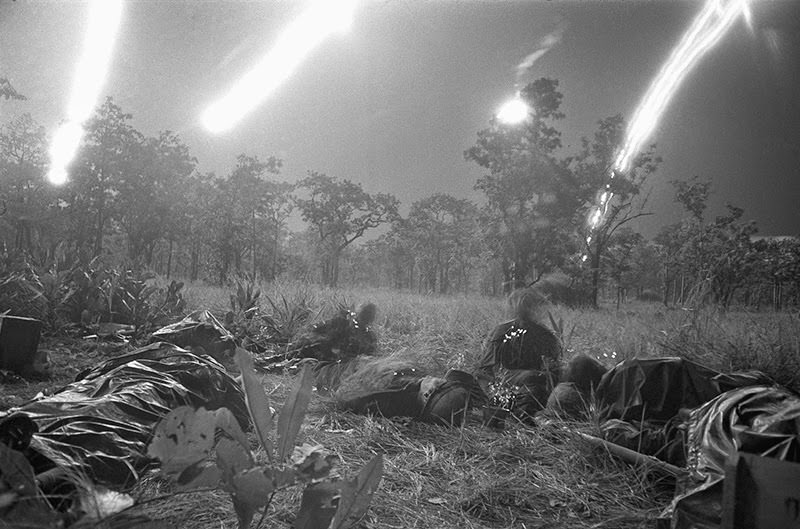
(260, 291, 315, 346)
(0, 257, 187, 335)
(224, 277, 265, 350)
(148, 348, 383, 528)
(228, 277, 261, 319)
(111, 270, 186, 334)
(0, 251, 47, 319)
(57, 265, 185, 334)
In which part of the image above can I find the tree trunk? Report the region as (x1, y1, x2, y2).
(190, 244, 199, 282)
(220, 252, 229, 285)
(321, 260, 330, 287)
(14, 220, 31, 252)
(166, 240, 173, 279)
(590, 251, 601, 309)
(679, 275, 686, 305)
(501, 260, 515, 294)
(271, 227, 279, 281)
(251, 209, 257, 280)
(330, 250, 341, 287)
(93, 206, 104, 257)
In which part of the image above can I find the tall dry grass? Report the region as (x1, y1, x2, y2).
(134, 279, 798, 528)
(184, 279, 800, 387)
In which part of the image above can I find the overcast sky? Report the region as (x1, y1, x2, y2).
(1, 0, 798, 237)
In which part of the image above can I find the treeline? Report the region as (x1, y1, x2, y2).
(1, 80, 798, 309)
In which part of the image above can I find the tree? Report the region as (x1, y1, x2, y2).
(465, 78, 578, 292)
(572, 114, 661, 307)
(673, 175, 711, 222)
(626, 239, 663, 299)
(181, 171, 220, 281)
(65, 97, 143, 258)
(603, 227, 644, 309)
(0, 114, 51, 254)
(295, 172, 399, 287)
(226, 154, 288, 280)
(367, 232, 417, 289)
(701, 205, 758, 308)
(197, 155, 288, 283)
(655, 176, 712, 305)
(116, 130, 196, 266)
(0, 78, 25, 101)
(749, 237, 800, 310)
(656, 178, 758, 309)
(402, 193, 479, 294)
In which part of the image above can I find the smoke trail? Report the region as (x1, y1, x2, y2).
(515, 26, 565, 82)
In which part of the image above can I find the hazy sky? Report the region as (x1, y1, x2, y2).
(1, 0, 798, 237)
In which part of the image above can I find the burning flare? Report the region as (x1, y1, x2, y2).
(585, 0, 750, 249)
(496, 97, 530, 125)
(48, 0, 123, 185)
(201, 0, 357, 134)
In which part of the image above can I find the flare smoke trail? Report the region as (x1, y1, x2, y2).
(584, 0, 749, 255)
(515, 26, 565, 84)
(497, 26, 565, 125)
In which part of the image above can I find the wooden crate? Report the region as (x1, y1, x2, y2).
(0, 315, 42, 373)
(722, 452, 800, 528)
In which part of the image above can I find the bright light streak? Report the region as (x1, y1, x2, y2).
(201, 0, 357, 134)
(67, 1, 124, 123)
(496, 97, 530, 125)
(583, 0, 749, 255)
(613, 0, 748, 175)
(49, 122, 84, 185)
(742, 3, 753, 33)
(48, 0, 123, 185)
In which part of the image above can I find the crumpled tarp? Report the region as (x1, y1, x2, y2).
(593, 357, 800, 528)
(594, 357, 726, 466)
(598, 357, 739, 423)
(0, 342, 247, 489)
(595, 358, 778, 464)
(149, 309, 235, 360)
(670, 384, 800, 529)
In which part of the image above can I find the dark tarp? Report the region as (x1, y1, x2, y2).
(594, 357, 726, 466)
(0, 342, 247, 489)
(597, 357, 727, 423)
(149, 309, 235, 360)
(670, 384, 800, 529)
(593, 357, 800, 528)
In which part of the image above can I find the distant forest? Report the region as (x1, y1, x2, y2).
(2, 79, 799, 310)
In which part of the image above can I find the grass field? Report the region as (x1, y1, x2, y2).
(6, 280, 800, 528)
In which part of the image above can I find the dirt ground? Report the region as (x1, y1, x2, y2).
(1, 336, 126, 410)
